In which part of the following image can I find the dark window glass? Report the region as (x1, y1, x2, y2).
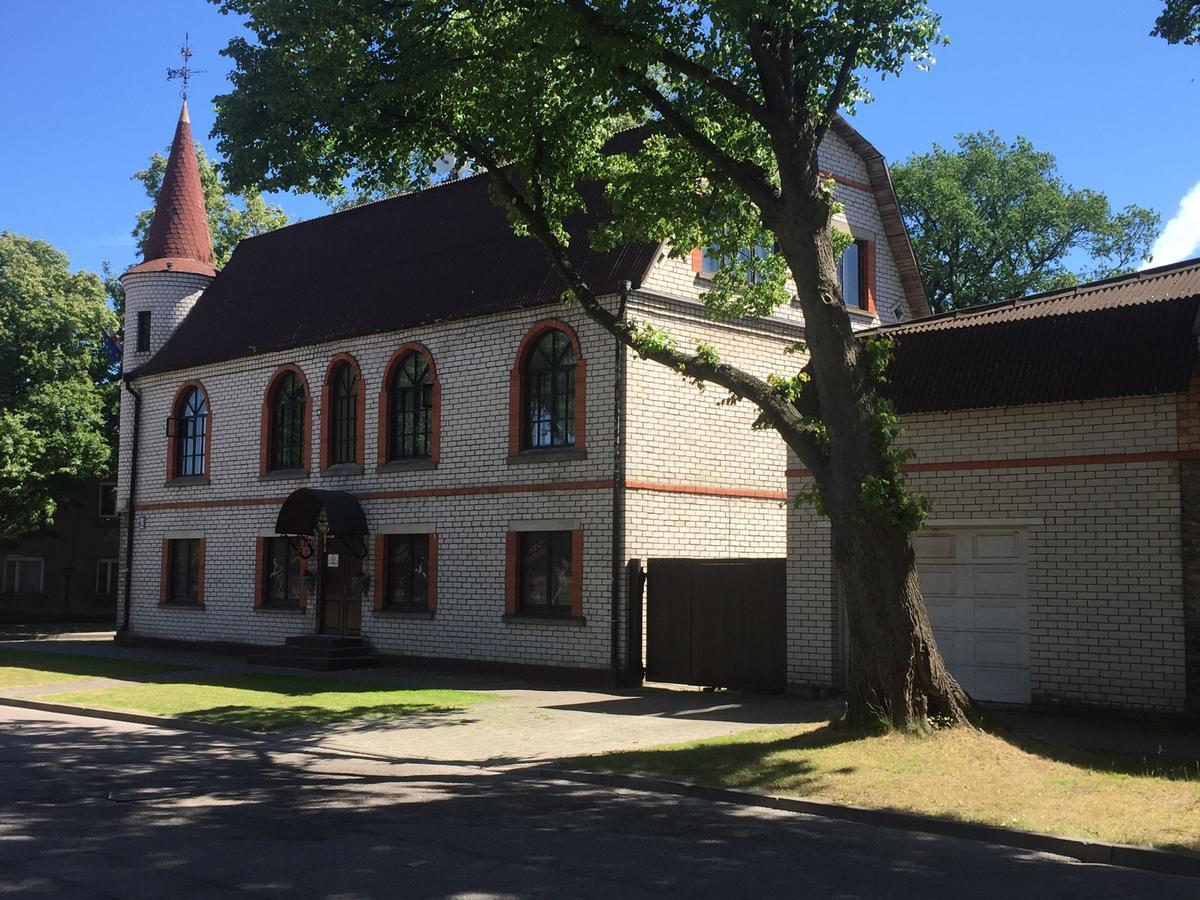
(174, 388, 208, 477)
(269, 373, 307, 471)
(524, 330, 576, 450)
(96, 560, 118, 597)
(519, 531, 573, 614)
(136, 310, 151, 352)
(98, 483, 117, 517)
(2, 558, 43, 595)
(329, 363, 358, 465)
(385, 534, 430, 608)
(838, 240, 865, 308)
(264, 537, 301, 606)
(388, 354, 433, 460)
(168, 539, 200, 604)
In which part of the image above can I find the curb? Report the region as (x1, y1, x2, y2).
(0, 696, 263, 741)
(529, 767, 1200, 880)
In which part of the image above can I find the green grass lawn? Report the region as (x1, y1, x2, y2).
(567, 721, 1200, 854)
(0, 649, 188, 689)
(46, 672, 492, 732)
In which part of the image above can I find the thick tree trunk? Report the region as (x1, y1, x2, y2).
(831, 515, 974, 730)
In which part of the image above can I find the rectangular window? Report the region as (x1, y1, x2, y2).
(385, 533, 430, 608)
(838, 239, 867, 308)
(136, 310, 151, 352)
(700, 245, 771, 283)
(96, 559, 118, 598)
(2, 558, 44, 595)
(263, 537, 301, 606)
(98, 482, 117, 518)
(519, 531, 573, 614)
(167, 539, 201, 605)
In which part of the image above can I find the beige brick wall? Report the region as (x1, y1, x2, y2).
(786, 395, 1189, 710)
(118, 295, 622, 671)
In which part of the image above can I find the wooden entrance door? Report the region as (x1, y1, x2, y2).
(319, 537, 363, 635)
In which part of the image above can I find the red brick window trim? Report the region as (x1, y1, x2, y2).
(508, 320, 586, 456)
(378, 343, 441, 466)
(260, 365, 312, 476)
(166, 380, 211, 481)
(320, 353, 366, 470)
(373, 532, 437, 612)
(505, 529, 583, 618)
(255, 535, 309, 610)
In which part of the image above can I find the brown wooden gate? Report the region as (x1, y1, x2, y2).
(646, 558, 786, 691)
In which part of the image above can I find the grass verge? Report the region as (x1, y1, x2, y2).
(566, 721, 1200, 854)
(0, 649, 188, 689)
(45, 672, 492, 731)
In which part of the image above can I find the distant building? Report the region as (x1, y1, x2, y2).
(1, 479, 120, 622)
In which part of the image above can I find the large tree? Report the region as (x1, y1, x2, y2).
(1153, 0, 1199, 44)
(213, 0, 968, 729)
(891, 132, 1159, 312)
(0, 233, 117, 536)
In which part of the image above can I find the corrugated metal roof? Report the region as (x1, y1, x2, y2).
(874, 259, 1200, 414)
(870, 257, 1200, 336)
(135, 173, 658, 377)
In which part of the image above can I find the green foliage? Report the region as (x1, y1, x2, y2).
(1153, 1, 1200, 44)
(210, 0, 943, 537)
(0, 233, 117, 535)
(891, 132, 1160, 312)
(133, 144, 289, 269)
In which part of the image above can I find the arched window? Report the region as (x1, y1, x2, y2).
(388, 352, 434, 460)
(328, 361, 359, 465)
(173, 387, 208, 477)
(269, 372, 307, 471)
(524, 328, 577, 449)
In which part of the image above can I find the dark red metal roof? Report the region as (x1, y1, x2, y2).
(135, 174, 658, 377)
(128, 102, 215, 277)
(873, 258, 1200, 414)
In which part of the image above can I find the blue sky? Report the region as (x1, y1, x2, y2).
(1, 0, 1196, 276)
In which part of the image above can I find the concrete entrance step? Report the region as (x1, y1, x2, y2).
(248, 634, 378, 671)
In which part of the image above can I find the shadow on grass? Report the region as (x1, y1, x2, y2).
(183, 700, 476, 732)
(981, 709, 1200, 782)
(562, 723, 864, 795)
(0, 648, 186, 682)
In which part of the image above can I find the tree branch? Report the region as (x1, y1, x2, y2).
(562, 0, 769, 125)
(458, 136, 828, 474)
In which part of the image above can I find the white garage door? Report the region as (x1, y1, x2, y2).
(912, 527, 1030, 704)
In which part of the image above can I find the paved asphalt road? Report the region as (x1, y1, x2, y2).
(1, 707, 1195, 899)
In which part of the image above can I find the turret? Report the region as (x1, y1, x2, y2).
(120, 100, 215, 369)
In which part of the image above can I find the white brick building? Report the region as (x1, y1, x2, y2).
(116, 104, 916, 680)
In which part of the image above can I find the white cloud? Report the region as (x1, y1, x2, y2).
(1144, 179, 1200, 269)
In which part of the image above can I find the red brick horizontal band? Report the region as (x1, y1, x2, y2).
(786, 449, 1200, 478)
(134, 479, 614, 512)
(133, 478, 788, 512)
(625, 480, 787, 501)
(820, 170, 875, 193)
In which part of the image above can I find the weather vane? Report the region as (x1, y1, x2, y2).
(166, 33, 205, 102)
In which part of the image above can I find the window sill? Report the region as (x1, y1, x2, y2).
(502, 612, 586, 626)
(377, 459, 438, 474)
(845, 305, 878, 321)
(507, 448, 587, 465)
(158, 600, 204, 609)
(322, 463, 364, 477)
(165, 476, 210, 487)
(373, 607, 435, 620)
(256, 603, 306, 614)
(259, 469, 310, 482)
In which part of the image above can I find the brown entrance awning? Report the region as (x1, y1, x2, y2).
(275, 489, 368, 536)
